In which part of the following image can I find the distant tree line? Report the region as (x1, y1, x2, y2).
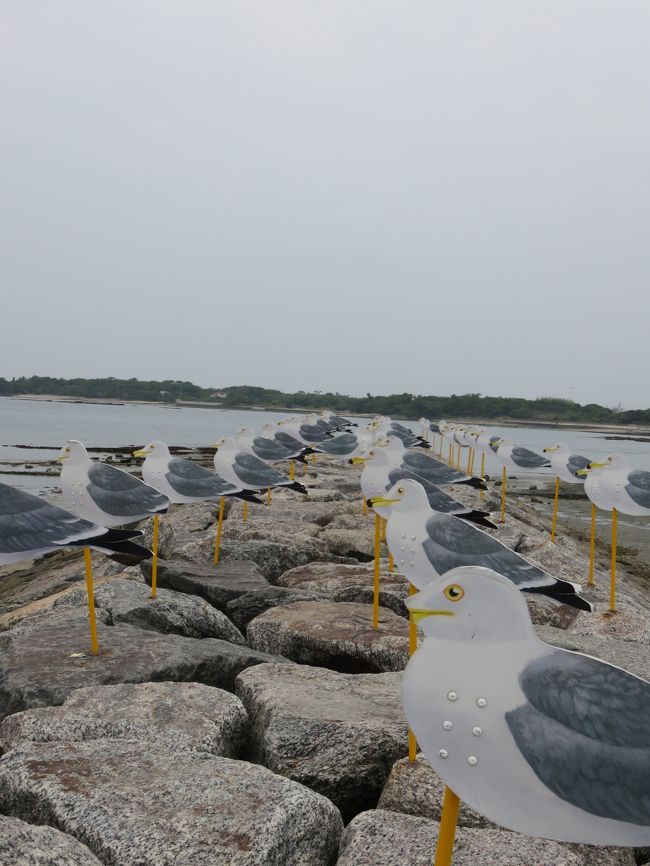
(0, 376, 646, 425)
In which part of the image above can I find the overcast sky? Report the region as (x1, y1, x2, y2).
(2, 2, 650, 408)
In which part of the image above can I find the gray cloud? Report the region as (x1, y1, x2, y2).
(2, 1, 650, 407)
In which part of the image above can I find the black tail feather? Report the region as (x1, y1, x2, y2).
(459, 510, 497, 529)
(523, 584, 593, 612)
(97, 539, 153, 563)
(68, 527, 143, 548)
(236, 490, 265, 504)
(286, 481, 308, 495)
(459, 477, 488, 490)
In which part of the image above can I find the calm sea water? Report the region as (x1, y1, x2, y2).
(2, 396, 650, 493)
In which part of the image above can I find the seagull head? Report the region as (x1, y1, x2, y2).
(213, 436, 237, 454)
(349, 446, 389, 467)
(406, 566, 535, 642)
(367, 478, 429, 512)
(56, 440, 89, 465)
(542, 443, 567, 454)
(133, 440, 169, 459)
(586, 453, 623, 471)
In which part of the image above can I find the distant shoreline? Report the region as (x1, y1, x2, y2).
(6, 394, 650, 436)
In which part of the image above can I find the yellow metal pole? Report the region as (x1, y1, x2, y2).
(466, 448, 472, 474)
(362, 497, 367, 515)
(456, 445, 462, 469)
(150, 512, 159, 599)
(267, 487, 272, 505)
(479, 451, 485, 502)
(434, 788, 461, 866)
(373, 513, 381, 630)
(500, 466, 507, 524)
(84, 547, 99, 656)
(289, 460, 295, 480)
(243, 500, 249, 523)
(588, 503, 596, 586)
(408, 582, 418, 762)
(610, 508, 617, 612)
(388, 552, 394, 573)
(550, 476, 560, 543)
(213, 497, 225, 566)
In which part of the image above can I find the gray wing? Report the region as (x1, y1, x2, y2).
(390, 429, 421, 447)
(489, 437, 501, 453)
(0, 483, 104, 558)
(252, 437, 294, 461)
(506, 651, 650, 824)
(566, 454, 590, 478)
(625, 470, 650, 509)
(317, 433, 358, 456)
(166, 457, 238, 498)
(233, 453, 290, 487)
(87, 463, 169, 517)
(429, 422, 440, 433)
(387, 468, 469, 515)
(298, 424, 330, 443)
(422, 513, 554, 588)
(402, 452, 469, 485)
(511, 447, 551, 468)
(275, 431, 306, 450)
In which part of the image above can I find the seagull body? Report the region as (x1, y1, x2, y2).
(260, 423, 314, 457)
(593, 453, 650, 517)
(383, 437, 487, 489)
(316, 431, 371, 459)
(281, 419, 331, 445)
(356, 449, 495, 528)
(0, 481, 151, 565)
(370, 479, 589, 609)
(403, 567, 650, 845)
(58, 440, 169, 527)
(213, 437, 307, 494)
(134, 441, 260, 504)
(582, 462, 612, 511)
(495, 438, 551, 471)
(542, 443, 590, 484)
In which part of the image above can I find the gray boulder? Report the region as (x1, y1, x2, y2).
(0, 740, 343, 865)
(0, 682, 247, 758)
(277, 561, 410, 617)
(140, 559, 270, 611)
(378, 753, 492, 828)
(0, 814, 103, 866)
(236, 663, 408, 820)
(0, 610, 290, 721)
(537, 625, 650, 680)
(246, 601, 409, 673)
(225, 586, 326, 631)
(337, 809, 634, 866)
(53, 577, 245, 643)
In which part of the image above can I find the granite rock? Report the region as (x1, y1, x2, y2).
(0, 740, 343, 865)
(0, 681, 247, 758)
(140, 559, 270, 611)
(0, 814, 103, 866)
(236, 663, 408, 820)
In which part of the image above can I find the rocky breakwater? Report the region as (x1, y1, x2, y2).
(0, 457, 648, 864)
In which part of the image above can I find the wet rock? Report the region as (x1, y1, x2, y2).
(0, 740, 343, 866)
(236, 663, 408, 820)
(0, 682, 247, 758)
(140, 559, 269, 611)
(0, 610, 290, 721)
(0, 814, 103, 866)
(336, 809, 634, 866)
(225, 586, 326, 632)
(247, 601, 409, 673)
(53, 577, 245, 643)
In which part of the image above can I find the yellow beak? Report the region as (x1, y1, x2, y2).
(55, 455, 67, 463)
(409, 608, 455, 623)
(350, 456, 368, 465)
(588, 461, 608, 469)
(542, 446, 558, 453)
(367, 496, 400, 508)
(133, 448, 150, 458)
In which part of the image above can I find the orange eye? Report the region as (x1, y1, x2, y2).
(444, 584, 464, 602)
